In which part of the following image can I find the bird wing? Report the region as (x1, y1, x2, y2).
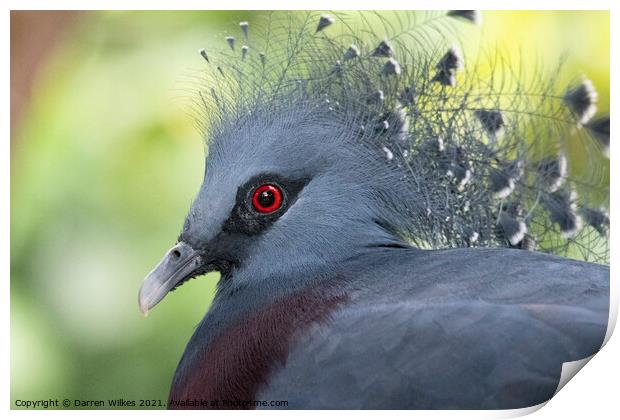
(257, 248, 609, 409)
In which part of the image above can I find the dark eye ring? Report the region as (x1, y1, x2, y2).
(252, 184, 283, 213)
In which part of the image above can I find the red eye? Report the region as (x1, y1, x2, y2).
(252, 184, 283, 213)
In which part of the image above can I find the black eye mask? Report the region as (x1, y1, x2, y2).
(222, 173, 310, 235)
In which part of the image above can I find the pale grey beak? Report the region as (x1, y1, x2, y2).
(138, 242, 204, 315)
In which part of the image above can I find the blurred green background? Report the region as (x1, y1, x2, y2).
(10, 11, 609, 408)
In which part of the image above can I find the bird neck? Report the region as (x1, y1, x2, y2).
(168, 276, 348, 407)
(168, 243, 411, 406)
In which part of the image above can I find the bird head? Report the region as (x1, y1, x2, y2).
(138, 100, 419, 314)
(138, 11, 610, 315)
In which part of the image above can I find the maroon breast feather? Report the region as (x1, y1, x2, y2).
(168, 286, 347, 409)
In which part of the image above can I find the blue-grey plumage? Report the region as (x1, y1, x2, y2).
(259, 248, 608, 409)
(585, 115, 610, 157)
(138, 11, 610, 409)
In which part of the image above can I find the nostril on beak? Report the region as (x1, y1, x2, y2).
(170, 249, 181, 260)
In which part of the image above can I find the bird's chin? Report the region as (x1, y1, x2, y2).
(138, 242, 218, 316)
(211, 260, 235, 281)
(167, 265, 214, 293)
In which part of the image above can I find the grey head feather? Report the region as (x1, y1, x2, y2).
(225, 35, 235, 51)
(432, 47, 463, 87)
(371, 40, 394, 57)
(316, 14, 334, 33)
(193, 11, 608, 262)
(399, 86, 416, 106)
(580, 207, 609, 236)
(344, 44, 360, 60)
(564, 79, 598, 125)
(489, 160, 522, 199)
(498, 213, 527, 247)
(537, 153, 567, 193)
(382, 58, 402, 76)
(585, 115, 609, 157)
(185, 100, 423, 288)
(474, 109, 505, 140)
(544, 188, 582, 238)
(199, 48, 209, 63)
(239, 21, 249, 39)
(447, 10, 482, 26)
